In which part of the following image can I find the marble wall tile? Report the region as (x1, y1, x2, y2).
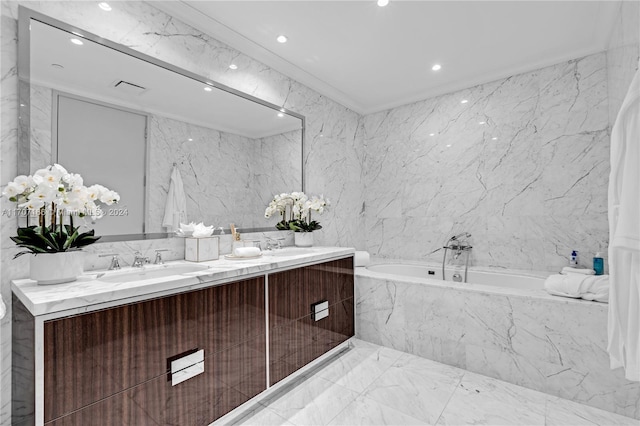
(362, 53, 610, 272)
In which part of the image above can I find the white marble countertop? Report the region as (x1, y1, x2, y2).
(13, 246, 355, 317)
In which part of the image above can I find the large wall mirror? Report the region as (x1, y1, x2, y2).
(18, 7, 304, 241)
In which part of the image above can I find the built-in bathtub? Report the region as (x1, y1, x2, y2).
(355, 260, 640, 420)
(366, 263, 546, 289)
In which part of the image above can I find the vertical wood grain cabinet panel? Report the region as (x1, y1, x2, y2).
(47, 370, 208, 426)
(199, 276, 265, 350)
(44, 292, 201, 423)
(269, 258, 355, 386)
(199, 277, 267, 422)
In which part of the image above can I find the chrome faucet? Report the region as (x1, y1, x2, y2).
(154, 249, 169, 265)
(442, 232, 473, 282)
(99, 253, 121, 270)
(265, 237, 284, 250)
(132, 251, 150, 268)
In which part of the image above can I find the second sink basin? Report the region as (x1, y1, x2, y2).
(97, 263, 210, 283)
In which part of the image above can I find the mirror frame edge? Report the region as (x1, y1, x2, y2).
(17, 6, 306, 243)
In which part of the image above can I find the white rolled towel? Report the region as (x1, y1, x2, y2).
(233, 247, 261, 257)
(355, 251, 370, 267)
(561, 266, 595, 275)
(544, 273, 609, 303)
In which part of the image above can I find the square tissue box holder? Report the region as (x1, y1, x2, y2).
(185, 236, 219, 262)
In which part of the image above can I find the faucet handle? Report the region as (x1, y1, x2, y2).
(99, 253, 121, 270)
(154, 249, 169, 265)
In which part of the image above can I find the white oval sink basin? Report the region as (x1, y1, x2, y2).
(97, 263, 210, 283)
(263, 247, 317, 257)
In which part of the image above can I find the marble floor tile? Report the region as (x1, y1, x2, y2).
(219, 403, 294, 426)
(361, 353, 464, 423)
(436, 371, 547, 425)
(545, 394, 640, 426)
(327, 395, 427, 426)
(313, 340, 404, 393)
(261, 375, 360, 426)
(233, 339, 639, 426)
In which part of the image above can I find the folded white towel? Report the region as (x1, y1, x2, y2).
(544, 273, 609, 303)
(561, 266, 595, 275)
(233, 247, 261, 257)
(355, 251, 370, 267)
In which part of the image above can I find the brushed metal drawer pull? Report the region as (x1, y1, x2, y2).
(170, 349, 204, 386)
(311, 300, 329, 321)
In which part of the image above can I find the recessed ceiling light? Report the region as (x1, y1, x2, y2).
(460, 99, 468, 104)
(188, 138, 193, 141)
(478, 121, 486, 125)
(377, 0, 389, 6)
(431, 64, 441, 71)
(204, 86, 213, 92)
(98, 2, 112, 11)
(276, 35, 288, 43)
(70, 38, 83, 46)
(446, 144, 452, 147)
(277, 113, 284, 118)
(229, 64, 238, 70)
(429, 133, 435, 136)
(492, 137, 498, 140)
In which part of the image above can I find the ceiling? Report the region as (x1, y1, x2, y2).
(154, 1, 618, 115)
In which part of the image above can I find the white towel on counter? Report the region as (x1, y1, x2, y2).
(607, 62, 640, 382)
(544, 273, 609, 303)
(233, 247, 261, 257)
(561, 267, 595, 275)
(162, 165, 188, 233)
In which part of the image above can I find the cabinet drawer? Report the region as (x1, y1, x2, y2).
(269, 257, 354, 328)
(44, 291, 201, 422)
(199, 276, 265, 352)
(45, 367, 208, 426)
(202, 334, 267, 422)
(269, 297, 354, 386)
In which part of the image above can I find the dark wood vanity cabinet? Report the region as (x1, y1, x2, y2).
(269, 257, 354, 385)
(42, 276, 266, 425)
(23, 256, 353, 425)
(43, 291, 202, 423)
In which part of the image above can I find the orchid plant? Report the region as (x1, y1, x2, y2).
(264, 192, 329, 233)
(2, 164, 120, 257)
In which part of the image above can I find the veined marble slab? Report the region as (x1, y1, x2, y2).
(13, 246, 354, 317)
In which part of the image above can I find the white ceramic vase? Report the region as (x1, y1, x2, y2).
(294, 232, 314, 247)
(30, 251, 84, 285)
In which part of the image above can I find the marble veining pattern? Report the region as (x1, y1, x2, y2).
(362, 52, 610, 272)
(226, 339, 638, 426)
(355, 271, 640, 419)
(14, 246, 353, 317)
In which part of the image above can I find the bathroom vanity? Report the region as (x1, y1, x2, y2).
(12, 247, 354, 425)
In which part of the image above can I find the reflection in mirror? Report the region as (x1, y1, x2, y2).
(19, 8, 304, 241)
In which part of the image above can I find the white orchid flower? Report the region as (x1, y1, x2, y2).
(18, 199, 45, 210)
